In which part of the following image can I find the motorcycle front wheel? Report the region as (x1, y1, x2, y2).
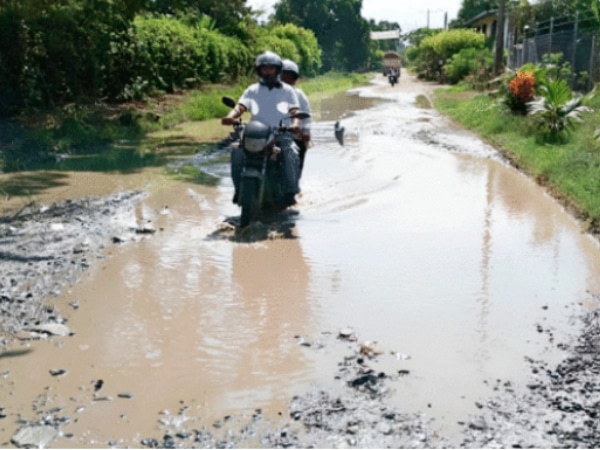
(240, 177, 259, 228)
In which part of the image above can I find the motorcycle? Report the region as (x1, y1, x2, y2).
(221, 96, 310, 228)
(388, 72, 398, 87)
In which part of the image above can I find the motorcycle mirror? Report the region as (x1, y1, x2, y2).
(222, 96, 237, 108)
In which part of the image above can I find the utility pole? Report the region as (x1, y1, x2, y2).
(494, 0, 506, 74)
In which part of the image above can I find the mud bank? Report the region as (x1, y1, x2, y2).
(0, 191, 145, 346)
(129, 311, 600, 449)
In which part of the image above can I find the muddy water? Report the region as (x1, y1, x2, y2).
(3, 74, 600, 447)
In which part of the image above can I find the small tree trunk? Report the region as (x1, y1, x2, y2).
(495, 0, 507, 74)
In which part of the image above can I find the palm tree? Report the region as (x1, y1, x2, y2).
(527, 78, 591, 142)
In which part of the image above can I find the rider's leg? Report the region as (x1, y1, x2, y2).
(231, 147, 244, 203)
(296, 140, 308, 178)
(279, 138, 300, 205)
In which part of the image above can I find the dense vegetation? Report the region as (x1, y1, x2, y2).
(452, 0, 599, 28)
(272, 0, 371, 72)
(2, 0, 600, 178)
(0, 0, 323, 117)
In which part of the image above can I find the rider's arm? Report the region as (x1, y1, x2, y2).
(221, 104, 247, 125)
(297, 89, 312, 142)
(288, 107, 302, 137)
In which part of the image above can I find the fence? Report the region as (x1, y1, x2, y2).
(506, 13, 599, 91)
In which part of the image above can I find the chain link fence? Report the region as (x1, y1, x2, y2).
(507, 13, 599, 91)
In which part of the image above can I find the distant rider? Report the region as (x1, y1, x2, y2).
(281, 59, 312, 177)
(221, 51, 302, 207)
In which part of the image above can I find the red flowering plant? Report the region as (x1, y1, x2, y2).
(505, 70, 536, 114)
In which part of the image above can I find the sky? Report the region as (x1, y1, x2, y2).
(247, 0, 464, 33)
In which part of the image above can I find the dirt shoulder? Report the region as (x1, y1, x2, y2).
(0, 191, 146, 346)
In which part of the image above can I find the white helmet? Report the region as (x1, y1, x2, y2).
(255, 51, 283, 87)
(282, 59, 300, 79)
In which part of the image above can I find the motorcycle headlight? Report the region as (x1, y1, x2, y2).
(243, 136, 269, 153)
(242, 121, 272, 153)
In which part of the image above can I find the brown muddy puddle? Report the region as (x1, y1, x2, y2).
(3, 75, 600, 447)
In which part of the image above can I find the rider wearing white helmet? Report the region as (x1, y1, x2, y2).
(222, 51, 302, 206)
(281, 59, 312, 177)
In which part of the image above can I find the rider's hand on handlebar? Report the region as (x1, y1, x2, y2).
(222, 117, 236, 126)
(290, 125, 302, 138)
(289, 122, 302, 138)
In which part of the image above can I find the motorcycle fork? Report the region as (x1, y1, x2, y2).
(240, 153, 266, 206)
(257, 154, 268, 205)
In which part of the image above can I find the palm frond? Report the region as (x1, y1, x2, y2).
(527, 79, 590, 140)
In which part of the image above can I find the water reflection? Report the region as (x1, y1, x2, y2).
(52, 146, 168, 173)
(225, 237, 313, 395)
(317, 90, 387, 122)
(0, 171, 70, 199)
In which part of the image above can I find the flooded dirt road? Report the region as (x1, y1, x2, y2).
(2, 73, 600, 448)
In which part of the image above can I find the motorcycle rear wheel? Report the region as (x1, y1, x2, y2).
(240, 178, 259, 228)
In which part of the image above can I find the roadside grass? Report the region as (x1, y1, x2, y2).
(434, 84, 600, 230)
(300, 72, 369, 97)
(0, 72, 370, 174)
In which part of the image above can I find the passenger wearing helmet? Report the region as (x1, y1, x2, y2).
(222, 51, 302, 206)
(281, 59, 312, 177)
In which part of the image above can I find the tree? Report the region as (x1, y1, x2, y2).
(0, 0, 141, 112)
(145, 0, 252, 37)
(494, 0, 506, 73)
(273, 0, 371, 72)
(456, 0, 499, 26)
(533, 0, 600, 22)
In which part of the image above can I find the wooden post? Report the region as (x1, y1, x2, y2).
(494, 0, 506, 74)
(589, 34, 596, 91)
(548, 17, 554, 55)
(572, 12, 579, 73)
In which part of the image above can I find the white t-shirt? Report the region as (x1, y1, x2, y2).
(238, 82, 299, 129)
(293, 86, 312, 133)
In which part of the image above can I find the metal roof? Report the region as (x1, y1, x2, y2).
(466, 9, 498, 26)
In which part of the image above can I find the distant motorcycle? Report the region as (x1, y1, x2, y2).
(388, 72, 398, 87)
(221, 96, 310, 228)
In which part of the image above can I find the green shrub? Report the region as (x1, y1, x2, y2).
(266, 23, 322, 77)
(539, 52, 573, 82)
(253, 24, 322, 77)
(443, 47, 494, 86)
(128, 16, 207, 94)
(412, 29, 486, 82)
